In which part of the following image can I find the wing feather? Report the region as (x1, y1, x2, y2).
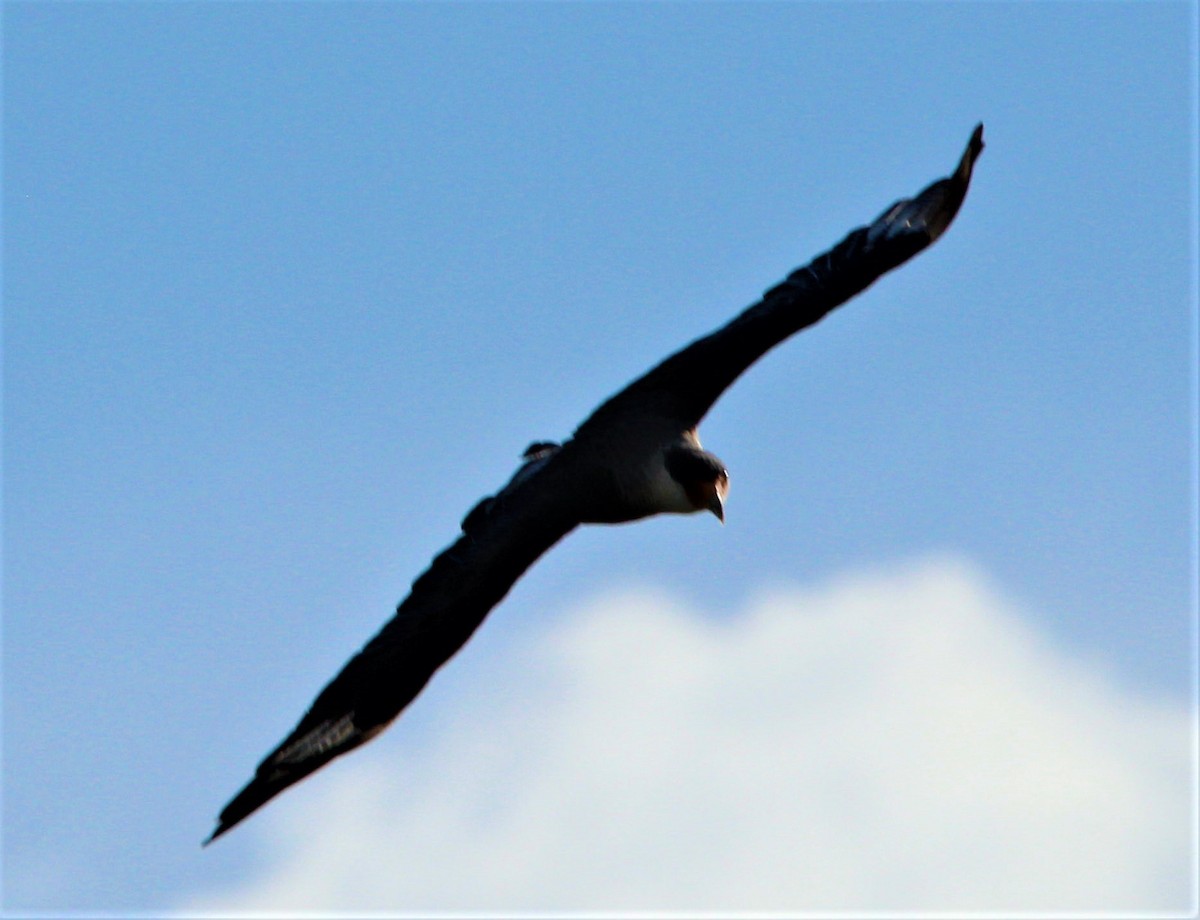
(205, 453, 581, 844)
(576, 125, 984, 436)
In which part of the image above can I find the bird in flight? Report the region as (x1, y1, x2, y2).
(206, 125, 984, 844)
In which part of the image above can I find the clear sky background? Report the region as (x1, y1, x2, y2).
(3, 2, 1196, 915)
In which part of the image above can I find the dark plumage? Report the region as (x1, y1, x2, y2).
(205, 125, 983, 844)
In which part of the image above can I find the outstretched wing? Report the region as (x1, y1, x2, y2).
(206, 128, 983, 844)
(576, 125, 984, 437)
(205, 450, 582, 844)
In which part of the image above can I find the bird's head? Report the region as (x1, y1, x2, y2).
(665, 445, 730, 523)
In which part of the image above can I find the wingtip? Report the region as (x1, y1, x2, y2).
(967, 123, 985, 162)
(203, 774, 272, 847)
(957, 123, 985, 181)
(202, 820, 232, 847)
(866, 123, 985, 249)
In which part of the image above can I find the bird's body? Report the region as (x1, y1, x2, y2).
(206, 125, 984, 844)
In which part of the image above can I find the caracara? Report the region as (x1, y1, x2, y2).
(206, 125, 984, 844)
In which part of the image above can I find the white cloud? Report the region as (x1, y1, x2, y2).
(188, 556, 1194, 915)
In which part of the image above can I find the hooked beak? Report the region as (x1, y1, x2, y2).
(707, 490, 725, 524)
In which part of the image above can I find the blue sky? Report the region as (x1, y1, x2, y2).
(3, 2, 1196, 914)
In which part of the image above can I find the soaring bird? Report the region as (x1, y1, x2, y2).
(206, 125, 984, 844)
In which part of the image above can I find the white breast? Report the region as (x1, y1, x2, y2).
(645, 456, 697, 514)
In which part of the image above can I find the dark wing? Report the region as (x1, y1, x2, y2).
(576, 125, 984, 437)
(205, 450, 582, 844)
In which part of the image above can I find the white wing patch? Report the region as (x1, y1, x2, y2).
(274, 713, 358, 766)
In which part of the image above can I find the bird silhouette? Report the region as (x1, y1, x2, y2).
(206, 124, 984, 844)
